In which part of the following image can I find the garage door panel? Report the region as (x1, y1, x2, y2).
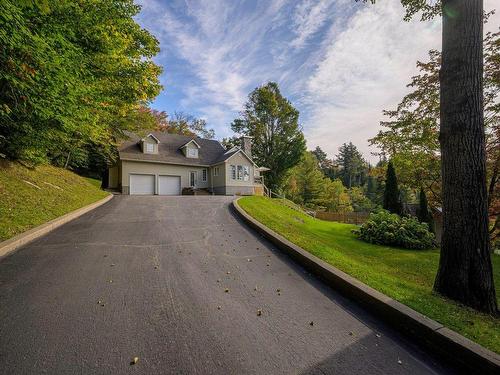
(130, 174, 155, 195)
(158, 175, 181, 196)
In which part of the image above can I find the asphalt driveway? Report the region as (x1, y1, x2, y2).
(0, 196, 451, 374)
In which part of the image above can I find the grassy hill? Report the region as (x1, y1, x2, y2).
(238, 196, 500, 354)
(0, 160, 109, 241)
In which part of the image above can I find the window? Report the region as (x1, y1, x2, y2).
(213, 167, 219, 177)
(237, 165, 243, 180)
(243, 166, 250, 181)
(230, 165, 236, 180)
(187, 148, 198, 158)
(189, 171, 197, 187)
(145, 143, 154, 153)
(202, 169, 207, 182)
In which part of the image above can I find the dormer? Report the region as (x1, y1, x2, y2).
(179, 139, 200, 158)
(140, 134, 160, 154)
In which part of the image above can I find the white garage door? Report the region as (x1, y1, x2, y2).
(158, 175, 181, 196)
(130, 174, 155, 195)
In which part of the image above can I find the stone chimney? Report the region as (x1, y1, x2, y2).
(240, 136, 253, 157)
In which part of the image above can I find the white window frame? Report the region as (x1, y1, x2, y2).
(243, 166, 250, 181)
(202, 169, 207, 182)
(213, 167, 219, 177)
(187, 148, 198, 158)
(145, 143, 154, 153)
(237, 165, 243, 180)
(230, 165, 236, 180)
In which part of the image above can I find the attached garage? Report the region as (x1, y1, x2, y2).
(158, 175, 181, 196)
(129, 174, 155, 195)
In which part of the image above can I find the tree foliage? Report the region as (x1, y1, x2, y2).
(383, 161, 402, 215)
(370, 29, 499, 214)
(231, 82, 306, 190)
(0, 0, 162, 170)
(336, 142, 367, 188)
(152, 110, 215, 139)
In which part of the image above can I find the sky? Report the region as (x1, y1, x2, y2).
(135, 0, 499, 163)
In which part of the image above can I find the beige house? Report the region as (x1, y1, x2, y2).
(108, 132, 266, 196)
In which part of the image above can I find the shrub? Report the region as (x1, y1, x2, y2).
(353, 210, 435, 249)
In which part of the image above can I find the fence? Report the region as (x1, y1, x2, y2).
(315, 211, 370, 225)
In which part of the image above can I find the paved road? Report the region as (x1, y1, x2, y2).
(0, 196, 451, 374)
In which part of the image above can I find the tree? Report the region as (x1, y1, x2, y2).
(155, 111, 215, 139)
(221, 136, 240, 150)
(348, 187, 375, 212)
(322, 179, 353, 213)
(312, 146, 338, 180)
(370, 29, 499, 211)
(365, 0, 497, 313)
(0, 0, 162, 169)
(284, 152, 326, 207)
(383, 161, 401, 215)
(231, 82, 306, 190)
(433, 0, 497, 313)
(336, 142, 367, 188)
(416, 187, 433, 231)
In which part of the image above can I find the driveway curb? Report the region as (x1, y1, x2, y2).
(0, 194, 113, 260)
(232, 198, 500, 374)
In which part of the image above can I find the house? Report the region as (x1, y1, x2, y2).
(107, 132, 267, 196)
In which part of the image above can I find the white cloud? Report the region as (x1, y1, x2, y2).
(136, 0, 499, 160)
(290, 0, 335, 49)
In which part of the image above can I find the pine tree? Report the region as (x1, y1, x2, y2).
(383, 161, 401, 215)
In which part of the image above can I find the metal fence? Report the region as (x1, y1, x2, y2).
(315, 211, 370, 225)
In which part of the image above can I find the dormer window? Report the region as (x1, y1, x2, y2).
(141, 133, 160, 154)
(180, 139, 201, 158)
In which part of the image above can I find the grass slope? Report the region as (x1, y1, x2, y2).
(239, 196, 500, 354)
(0, 161, 109, 241)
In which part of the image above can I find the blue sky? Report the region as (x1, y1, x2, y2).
(136, 0, 498, 162)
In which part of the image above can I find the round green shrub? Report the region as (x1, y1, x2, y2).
(353, 210, 435, 249)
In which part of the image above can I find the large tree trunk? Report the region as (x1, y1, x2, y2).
(434, 0, 497, 314)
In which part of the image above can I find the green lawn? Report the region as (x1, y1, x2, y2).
(0, 161, 109, 241)
(239, 196, 500, 354)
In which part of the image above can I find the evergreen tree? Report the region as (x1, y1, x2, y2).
(383, 161, 402, 215)
(336, 142, 367, 188)
(417, 187, 433, 232)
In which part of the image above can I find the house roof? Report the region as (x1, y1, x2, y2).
(118, 132, 233, 166)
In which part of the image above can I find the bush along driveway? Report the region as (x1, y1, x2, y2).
(237, 196, 500, 355)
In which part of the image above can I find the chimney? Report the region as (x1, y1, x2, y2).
(240, 136, 253, 157)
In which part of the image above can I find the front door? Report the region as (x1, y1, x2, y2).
(189, 171, 197, 187)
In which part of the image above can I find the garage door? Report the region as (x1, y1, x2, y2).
(130, 174, 155, 195)
(158, 175, 181, 196)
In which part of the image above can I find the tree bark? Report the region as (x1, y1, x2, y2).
(434, 0, 497, 314)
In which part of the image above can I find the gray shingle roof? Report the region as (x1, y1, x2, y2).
(118, 132, 233, 166)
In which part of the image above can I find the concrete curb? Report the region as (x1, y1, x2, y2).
(0, 194, 113, 260)
(232, 198, 500, 374)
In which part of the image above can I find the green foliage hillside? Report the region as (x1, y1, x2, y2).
(0, 161, 109, 241)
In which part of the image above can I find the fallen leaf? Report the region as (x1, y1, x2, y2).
(276, 288, 281, 293)
(348, 331, 354, 336)
(110, 264, 115, 267)
(309, 321, 314, 326)
(130, 357, 139, 365)
(224, 288, 229, 293)
(257, 309, 262, 316)
(376, 333, 381, 338)
(397, 359, 402, 365)
(217, 306, 221, 310)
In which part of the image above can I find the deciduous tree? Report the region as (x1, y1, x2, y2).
(231, 82, 306, 190)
